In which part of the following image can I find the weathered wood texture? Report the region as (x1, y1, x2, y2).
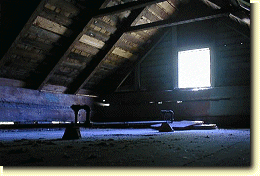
(81, 0, 178, 94)
(106, 4, 250, 125)
(96, 86, 250, 128)
(65, 8, 145, 94)
(0, 86, 95, 123)
(26, 0, 108, 90)
(0, 0, 250, 97)
(122, 18, 250, 92)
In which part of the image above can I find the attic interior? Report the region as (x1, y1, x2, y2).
(0, 0, 251, 167)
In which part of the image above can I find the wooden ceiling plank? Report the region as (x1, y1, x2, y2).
(157, 1, 176, 15)
(39, 7, 74, 27)
(46, 0, 79, 18)
(147, 4, 169, 20)
(65, 8, 145, 94)
(73, 41, 100, 55)
(115, 40, 140, 52)
(121, 33, 145, 45)
(25, 0, 108, 90)
(111, 47, 134, 59)
(28, 25, 63, 42)
(96, 29, 172, 95)
(79, 34, 105, 49)
(32, 16, 72, 37)
(68, 52, 92, 63)
(90, 18, 117, 34)
(127, 10, 230, 32)
(94, 0, 168, 18)
(20, 38, 54, 51)
(61, 61, 86, 70)
(85, 28, 110, 42)
(12, 48, 46, 61)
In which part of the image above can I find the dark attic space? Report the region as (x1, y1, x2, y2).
(0, 0, 250, 167)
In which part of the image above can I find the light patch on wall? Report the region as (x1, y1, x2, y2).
(52, 121, 72, 124)
(79, 34, 105, 49)
(112, 47, 133, 59)
(52, 121, 61, 124)
(76, 94, 98, 98)
(178, 48, 211, 89)
(0, 122, 14, 125)
(95, 102, 110, 107)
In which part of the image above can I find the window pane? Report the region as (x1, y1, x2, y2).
(178, 48, 210, 88)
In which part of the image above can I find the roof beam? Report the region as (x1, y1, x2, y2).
(116, 30, 172, 91)
(95, 29, 172, 96)
(221, 15, 250, 39)
(94, 0, 167, 18)
(29, 0, 166, 91)
(65, 8, 145, 94)
(126, 10, 230, 32)
(25, 0, 107, 90)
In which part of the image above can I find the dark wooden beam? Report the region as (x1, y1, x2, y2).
(25, 0, 108, 90)
(94, 28, 171, 96)
(126, 10, 230, 32)
(221, 15, 250, 39)
(200, 0, 250, 38)
(94, 0, 167, 18)
(65, 8, 145, 94)
(116, 30, 172, 91)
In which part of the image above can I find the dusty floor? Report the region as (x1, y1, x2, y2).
(0, 128, 250, 167)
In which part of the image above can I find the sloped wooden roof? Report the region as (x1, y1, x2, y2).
(0, 0, 250, 97)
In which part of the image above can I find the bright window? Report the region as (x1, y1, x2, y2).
(178, 48, 211, 89)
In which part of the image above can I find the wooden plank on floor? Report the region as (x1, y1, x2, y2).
(151, 120, 205, 129)
(192, 124, 217, 129)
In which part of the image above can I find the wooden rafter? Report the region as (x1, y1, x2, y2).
(64, 8, 145, 94)
(94, 0, 167, 18)
(116, 30, 172, 92)
(25, 0, 108, 90)
(127, 9, 230, 32)
(33, 0, 170, 91)
(94, 29, 172, 96)
(199, 0, 250, 38)
(221, 15, 250, 39)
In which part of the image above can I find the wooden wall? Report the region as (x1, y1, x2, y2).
(0, 82, 95, 123)
(97, 18, 250, 128)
